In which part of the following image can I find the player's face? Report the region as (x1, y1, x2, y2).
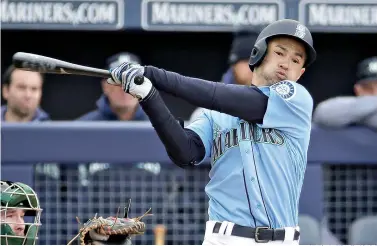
(232, 60, 253, 85)
(257, 37, 306, 86)
(2, 70, 43, 119)
(0, 209, 26, 236)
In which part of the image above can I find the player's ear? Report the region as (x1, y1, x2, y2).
(296, 68, 305, 81)
(300, 68, 305, 76)
(2, 84, 9, 100)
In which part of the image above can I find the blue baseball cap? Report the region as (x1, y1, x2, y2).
(356, 56, 377, 84)
(228, 29, 257, 65)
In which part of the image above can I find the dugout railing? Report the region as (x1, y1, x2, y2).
(2, 122, 377, 245)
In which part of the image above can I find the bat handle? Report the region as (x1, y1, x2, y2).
(134, 75, 144, 85)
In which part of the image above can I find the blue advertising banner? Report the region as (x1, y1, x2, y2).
(1, 0, 125, 30)
(140, 0, 285, 32)
(299, 0, 377, 33)
(1, 0, 377, 33)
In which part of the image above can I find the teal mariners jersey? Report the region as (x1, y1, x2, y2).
(187, 80, 313, 228)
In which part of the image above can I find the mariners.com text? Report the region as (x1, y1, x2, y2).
(1, 1, 118, 24)
(149, 3, 278, 25)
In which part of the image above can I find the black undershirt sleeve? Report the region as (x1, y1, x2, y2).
(140, 88, 205, 168)
(144, 66, 268, 123)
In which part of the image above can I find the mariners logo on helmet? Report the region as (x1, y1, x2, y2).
(294, 24, 306, 39)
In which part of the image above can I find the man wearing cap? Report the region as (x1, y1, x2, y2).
(77, 52, 148, 121)
(224, 29, 257, 86)
(313, 56, 377, 130)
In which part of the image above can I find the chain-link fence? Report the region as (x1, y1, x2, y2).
(323, 164, 377, 244)
(34, 162, 377, 245)
(34, 162, 210, 245)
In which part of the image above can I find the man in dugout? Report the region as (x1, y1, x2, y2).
(1, 65, 49, 122)
(313, 56, 377, 130)
(77, 52, 149, 121)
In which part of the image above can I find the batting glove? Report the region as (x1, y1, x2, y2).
(108, 62, 153, 101)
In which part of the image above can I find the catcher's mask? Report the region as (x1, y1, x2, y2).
(0, 181, 42, 245)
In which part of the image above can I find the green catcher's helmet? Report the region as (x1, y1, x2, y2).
(1, 181, 42, 245)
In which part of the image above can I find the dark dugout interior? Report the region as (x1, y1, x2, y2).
(2, 30, 377, 120)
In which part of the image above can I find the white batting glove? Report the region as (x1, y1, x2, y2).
(107, 62, 153, 101)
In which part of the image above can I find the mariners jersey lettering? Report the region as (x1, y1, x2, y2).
(187, 81, 313, 228)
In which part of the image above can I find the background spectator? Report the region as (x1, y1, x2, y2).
(224, 29, 257, 86)
(77, 52, 148, 121)
(1, 65, 49, 122)
(313, 56, 377, 130)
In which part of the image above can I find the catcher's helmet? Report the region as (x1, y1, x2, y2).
(249, 19, 316, 71)
(1, 180, 42, 245)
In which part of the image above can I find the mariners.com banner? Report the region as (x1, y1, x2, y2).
(1, 0, 377, 32)
(1, 0, 124, 30)
(141, 0, 284, 31)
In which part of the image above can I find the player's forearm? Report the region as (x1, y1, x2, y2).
(139, 89, 205, 168)
(144, 66, 268, 123)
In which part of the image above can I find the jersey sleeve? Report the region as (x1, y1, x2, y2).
(259, 81, 313, 138)
(186, 109, 213, 164)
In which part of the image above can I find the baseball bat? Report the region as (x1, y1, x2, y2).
(12, 52, 111, 78)
(12, 52, 146, 85)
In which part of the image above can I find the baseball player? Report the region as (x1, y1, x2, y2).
(108, 19, 316, 245)
(0, 181, 42, 245)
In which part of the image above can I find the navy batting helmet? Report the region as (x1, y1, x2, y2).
(249, 19, 316, 71)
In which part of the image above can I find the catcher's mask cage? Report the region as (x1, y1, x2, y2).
(248, 19, 317, 71)
(0, 181, 42, 245)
